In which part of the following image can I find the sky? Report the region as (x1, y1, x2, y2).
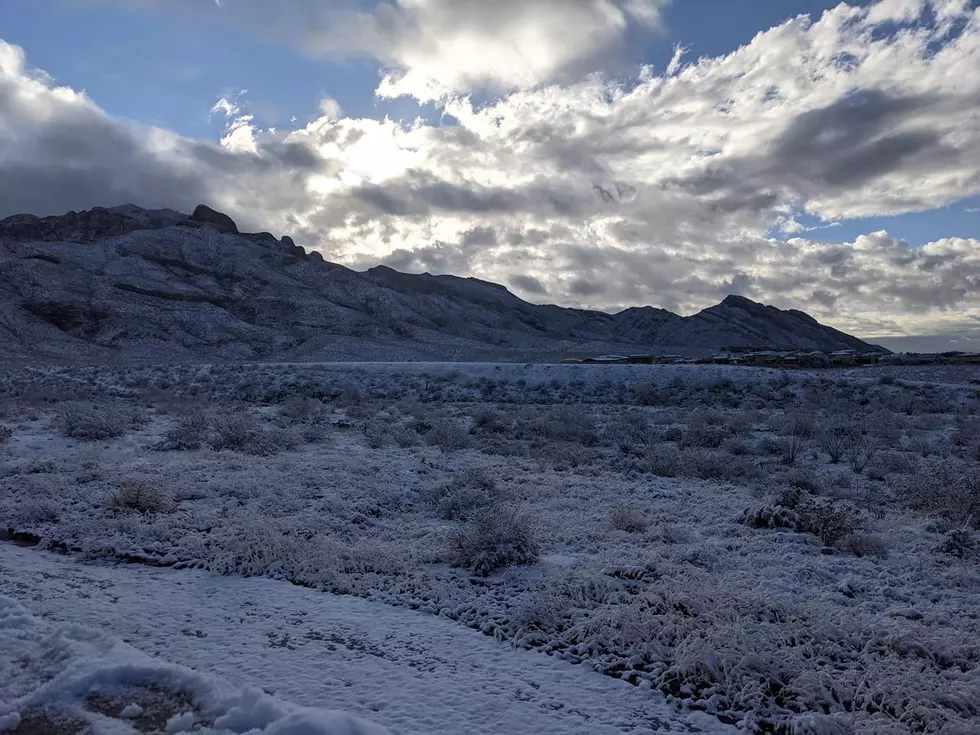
(0, 0, 979, 350)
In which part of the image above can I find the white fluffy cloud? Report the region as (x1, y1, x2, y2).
(82, 0, 669, 100)
(3, 0, 980, 340)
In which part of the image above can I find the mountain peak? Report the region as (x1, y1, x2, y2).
(720, 294, 761, 308)
(185, 204, 238, 233)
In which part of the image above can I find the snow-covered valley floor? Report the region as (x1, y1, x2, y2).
(0, 543, 729, 734)
(2, 362, 980, 734)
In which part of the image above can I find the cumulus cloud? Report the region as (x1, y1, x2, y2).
(3, 0, 980, 339)
(79, 0, 670, 100)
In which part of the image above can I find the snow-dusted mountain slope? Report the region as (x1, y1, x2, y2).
(0, 205, 885, 363)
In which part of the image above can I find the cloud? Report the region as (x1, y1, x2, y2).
(509, 275, 549, 295)
(78, 0, 670, 100)
(3, 0, 980, 339)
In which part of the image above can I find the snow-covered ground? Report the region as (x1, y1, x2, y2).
(0, 544, 729, 734)
(0, 586, 391, 735)
(2, 362, 979, 734)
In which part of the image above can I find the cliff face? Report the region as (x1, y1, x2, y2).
(0, 205, 887, 363)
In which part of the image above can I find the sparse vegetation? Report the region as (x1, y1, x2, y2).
(109, 480, 172, 514)
(609, 504, 649, 533)
(448, 506, 539, 576)
(56, 401, 144, 440)
(2, 361, 980, 734)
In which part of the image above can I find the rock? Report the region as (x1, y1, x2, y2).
(186, 205, 238, 233)
(0, 207, 133, 243)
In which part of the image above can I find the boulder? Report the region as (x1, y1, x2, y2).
(186, 205, 238, 233)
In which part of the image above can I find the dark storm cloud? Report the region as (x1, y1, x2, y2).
(346, 172, 600, 218)
(509, 274, 548, 295)
(666, 89, 965, 216)
(567, 278, 605, 296)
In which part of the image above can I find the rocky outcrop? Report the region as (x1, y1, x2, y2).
(185, 204, 238, 233)
(0, 204, 887, 363)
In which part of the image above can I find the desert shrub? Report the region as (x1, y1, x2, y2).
(15, 498, 60, 525)
(720, 435, 754, 456)
(774, 433, 807, 465)
(895, 390, 920, 415)
(637, 446, 678, 477)
(109, 480, 172, 514)
(609, 505, 649, 533)
(679, 412, 729, 449)
(780, 410, 814, 439)
(898, 461, 980, 527)
(936, 529, 976, 558)
(426, 418, 472, 451)
(56, 401, 143, 440)
(208, 414, 298, 455)
(775, 484, 807, 510)
(725, 409, 756, 436)
(836, 532, 888, 558)
(339, 382, 362, 406)
(208, 414, 261, 451)
(789, 472, 822, 496)
(526, 406, 598, 445)
(816, 420, 853, 463)
(740, 504, 805, 530)
(279, 396, 324, 421)
(798, 500, 861, 546)
(362, 419, 393, 449)
(745, 496, 862, 546)
(683, 449, 738, 481)
(0, 425, 10, 443)
(846, 435, 879, 474)
(470, 406, 510, 433)
(448, 505, 539, 576)
(633, 381, 668, 406)
(427, 469, 501, 520)
(161, 410, 210, 450)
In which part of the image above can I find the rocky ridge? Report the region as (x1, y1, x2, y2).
(0, 204, 886, 363)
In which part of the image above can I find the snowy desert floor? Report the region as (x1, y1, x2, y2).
(0, 543, 727, 735)
(1, 361, 980, 734)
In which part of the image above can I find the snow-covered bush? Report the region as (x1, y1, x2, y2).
(426, 469, 501, 520)
(469, 406, 510, 434)
(609, 505, 649, 533)
(208, 414, 299, 455)
(425, 418, 472, 452)
(448, 505, 539, 576)
(899, 460, 980, 527)
(278, 396, 324, 422)
(109, 481, 173, 514)
(773, 433, 807, 465)
(642, 446, 681, 477)
(817, 425, 850, 463)
(523, 406, 598, 445)
(836, 532, 888, 558)
(14, 497, 60, 525)
(56, 401, 143, 440)
(936, 528, 976, 558)
(339, 382, 362, 405)
(798, 499, 861, 546)
(161, 410, 210, 450)
(846, 434, 879, 474)
(678, 413, 728, 449)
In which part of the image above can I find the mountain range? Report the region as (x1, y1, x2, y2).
(0, 204, 886, 364)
